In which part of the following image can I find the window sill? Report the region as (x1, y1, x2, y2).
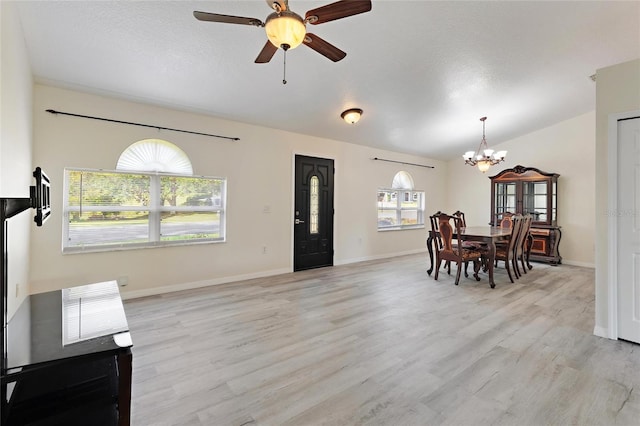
(377, 225, 425, 232)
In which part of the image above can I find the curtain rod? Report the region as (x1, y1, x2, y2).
(372, 157, 434, 169)
(45, 109, 240, 141)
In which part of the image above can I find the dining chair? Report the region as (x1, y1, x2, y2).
(431, 210, 474, 277)
(429, 211, 450, 274)
(514, 214, 533, 277)
(495, 211, 515, 265)
(432, 213, 486, 285)
(498, 212, 515, 228)
(452, 210, 467, 227)
(453, 210, 488, 273)
(494, 214, 523, 283)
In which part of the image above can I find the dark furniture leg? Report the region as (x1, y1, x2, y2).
(117, 349, 132, 426)
(526, 233, 533, 270)
(426, 235, 435, 275)
(487, 240, 496, 289)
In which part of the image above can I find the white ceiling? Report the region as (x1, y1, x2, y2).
(14, 1, 640, 160)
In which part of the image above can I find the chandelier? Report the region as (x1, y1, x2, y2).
(462, 117, 507, 173)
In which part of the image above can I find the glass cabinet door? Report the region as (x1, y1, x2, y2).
(522, 181, 548, 223)
(495, 182, 516, 220)
(490, 166, 559, 228)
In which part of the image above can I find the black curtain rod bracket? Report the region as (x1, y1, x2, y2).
(46, 109, 240, 141)
(372, 157, 434, 169)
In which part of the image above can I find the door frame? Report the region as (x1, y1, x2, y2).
(606, 109, 640, 340)
(291, 151, 337, 271)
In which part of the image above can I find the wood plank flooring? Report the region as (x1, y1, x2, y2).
(124, 254, 639, 425)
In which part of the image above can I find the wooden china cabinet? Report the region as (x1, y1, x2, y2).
(490, 165, 561, 265)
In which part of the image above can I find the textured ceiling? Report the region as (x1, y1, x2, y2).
(14, 1, 640, 160)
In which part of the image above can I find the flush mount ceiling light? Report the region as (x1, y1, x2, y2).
(341, 108, 363, 124)
(462, 117, 507, 173)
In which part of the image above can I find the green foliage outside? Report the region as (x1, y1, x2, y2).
(68, 171, 222, 222)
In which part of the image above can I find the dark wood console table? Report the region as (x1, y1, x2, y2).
(1, 280, 132, 425)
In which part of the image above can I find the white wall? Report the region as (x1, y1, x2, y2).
(31, 85, 447, 298)
(1, 2, 34, 318)
(446, 111, 596, 267)
(594, 58, 640, 337)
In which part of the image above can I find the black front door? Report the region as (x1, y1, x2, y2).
(294, 155, 334, 271)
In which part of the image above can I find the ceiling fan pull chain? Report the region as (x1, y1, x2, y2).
(282, 48, 287, 84)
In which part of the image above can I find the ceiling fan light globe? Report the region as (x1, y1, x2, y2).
(265, 11, 306, 50)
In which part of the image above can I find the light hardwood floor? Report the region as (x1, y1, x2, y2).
(124, 254, 639, 425)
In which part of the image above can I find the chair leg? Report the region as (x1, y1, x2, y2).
(505, 257, 515, 283)
(520, 255, 528, 274)
(435, 257, 441, 280)
(473, 260, 481, 281)
(512, 255, 520, 278)
(464, 261, 469, 277)
(454, 262, 463, 285)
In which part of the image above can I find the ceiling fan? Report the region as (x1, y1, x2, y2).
(193, 0, 372, 64)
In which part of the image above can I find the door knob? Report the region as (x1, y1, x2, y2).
(295, 218, 305, 224)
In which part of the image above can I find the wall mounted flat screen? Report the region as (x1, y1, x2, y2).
(31, 167, 51, 226)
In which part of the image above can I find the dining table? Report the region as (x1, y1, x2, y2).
(426, 226, 513, 288)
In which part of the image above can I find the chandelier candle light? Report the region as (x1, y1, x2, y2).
(463, 117, 507, 173)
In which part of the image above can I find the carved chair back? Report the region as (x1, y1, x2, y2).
(499, 212, 515, 228)
(437, 213, 464, 258)
(452, 210, 467, 228)
(429, 211, 444, 249)
(515, 215, 531, 250)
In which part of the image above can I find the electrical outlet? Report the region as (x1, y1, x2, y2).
(262, 245, 267, 254)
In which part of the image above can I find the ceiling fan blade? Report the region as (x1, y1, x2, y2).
(303, 33, 346, 62)
(305, 0, 372, 25)
(193, 11, 264, 27)
(255, 41, 278, 63)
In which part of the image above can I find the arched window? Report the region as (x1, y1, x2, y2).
(391, 171, 414, 189)
(377, 171, 425, 230)
(116, 139, 193, 174)
(62, 139, 226, 253)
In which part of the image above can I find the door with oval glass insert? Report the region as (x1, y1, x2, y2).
(294, 155, 334, 271)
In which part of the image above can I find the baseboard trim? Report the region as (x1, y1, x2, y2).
(562, 259, 595, 268)
(121, 249, 429, 300)
(335, 249, 426, 266)
(593, 325, 612, 339)
(121, 267, 291, 300)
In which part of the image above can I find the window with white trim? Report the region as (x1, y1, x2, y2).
(377, 171, 425, 230)
(62, 139, 226, 253)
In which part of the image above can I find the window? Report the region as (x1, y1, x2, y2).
(62, 139, 226, 253)
(309, 176, 319, 234)
(377, 171, 425, 230)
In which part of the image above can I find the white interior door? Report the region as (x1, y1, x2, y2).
(617, 116, 640, 343)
